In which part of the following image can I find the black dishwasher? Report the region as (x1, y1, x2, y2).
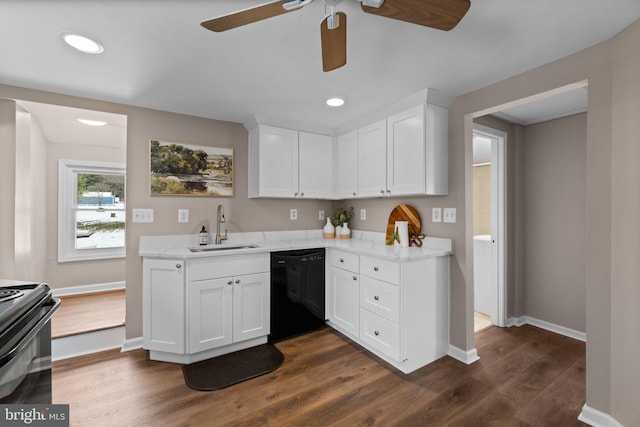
(270, 248, 325, 342)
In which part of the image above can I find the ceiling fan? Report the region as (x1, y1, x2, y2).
(201, 0, 471, 72)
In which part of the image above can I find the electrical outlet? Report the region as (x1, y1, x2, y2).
(178, 209, 189, 223)
(360, 209, 366, 220)
(443, 208, 456, 223)
(319, 210, 325, 221)
(132, 208, 154, 223)
(290, 209, 298, 220)
(432, 208, 442, 223)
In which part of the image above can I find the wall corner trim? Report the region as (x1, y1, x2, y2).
(121, 337, 143, 352)
(448, 345, 480, 365)
(52, 281, 125, 297)
(508, 315, 586, 342)
(578, 404, 623, 427)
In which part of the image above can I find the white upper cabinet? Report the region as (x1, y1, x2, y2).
(248, 89, 450, 199)
(425, 103, 449, 195)
(249, 125, 298, 198)
(334, 130, 359, 199)
(248, 125, 333, 199)
(298, 131, 333, 199)
(386, 104, 426, 196)
(358, 119, 387, 198)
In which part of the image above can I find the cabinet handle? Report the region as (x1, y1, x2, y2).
(294, 192, 298, 197)
(386, 189, 391, 194)
(300, 192, 304, 197)
(380, 189, 385, 194)
(374, 331, 380, 336)
(340, 258, 344, 263)
(373, 266, 379, 272)
(227, 280, 232, 285)
(176, 264, 182, 269)
(374, 295, 379, 301)
(235, 279, 241, 284)
(353, 276, 357, 281)
(352, 192, 356, 196)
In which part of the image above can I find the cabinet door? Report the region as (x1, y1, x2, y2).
(334, 130, 359, 199)
(254, 125, 299, 198)
(298, 132, 333, 199)
(188, 278, 233, 353)
(328, 267, 360, 337)
(358, 119, 387, 198)
(143, 259, 185, 353)
(386, 104, 425, 196)
(233, 272, 270, 342)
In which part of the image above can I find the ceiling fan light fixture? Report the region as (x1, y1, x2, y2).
(326, 97, 345, 107)
(61, 33, 104, 54)
(77, 118, 107, 126)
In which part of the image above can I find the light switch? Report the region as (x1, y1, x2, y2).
(432, 208, 442, 223)
(290, 209, 298, 220)
(178, 209, 189, 223)
(132, 208, 154, 223)
(443, 208, 456, 223)
(319, 210, 325, 221)
(360, 209, 366, 220)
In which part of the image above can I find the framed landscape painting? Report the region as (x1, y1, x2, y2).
(149, 140, 233, 197)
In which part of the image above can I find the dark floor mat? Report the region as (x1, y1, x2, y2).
(182, 344, 284, 391)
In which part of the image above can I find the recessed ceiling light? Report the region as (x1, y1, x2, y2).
(77, 119, 107, 126)
(61, 33, 104, 54)
(326, 97, 345, 107)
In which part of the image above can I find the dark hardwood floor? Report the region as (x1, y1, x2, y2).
(52, 325, 586, 426)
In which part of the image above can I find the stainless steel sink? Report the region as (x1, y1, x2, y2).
(188, 244, 260, 252)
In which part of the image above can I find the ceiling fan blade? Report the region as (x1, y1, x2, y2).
(361, 0, 470, 31)
(321, 12, 347, 72)
(201, 1, 297, 32)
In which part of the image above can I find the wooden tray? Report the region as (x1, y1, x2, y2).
(385, 204, 421, 245)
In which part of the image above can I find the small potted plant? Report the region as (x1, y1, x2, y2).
(330, 207, 354, 239)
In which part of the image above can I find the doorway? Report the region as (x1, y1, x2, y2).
(472, 124, 507, 332)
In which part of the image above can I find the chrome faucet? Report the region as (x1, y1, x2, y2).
(216, 204, 228, 245)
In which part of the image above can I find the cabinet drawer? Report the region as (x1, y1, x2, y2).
(360, 277, 400, 322)
(360, 256, 399, 284)
(188, 254, 269, 282)
(359, 309, 400, 361)
(328, 249, 359, 272)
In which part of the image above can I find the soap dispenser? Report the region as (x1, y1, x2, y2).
(199, 225, 209, 245)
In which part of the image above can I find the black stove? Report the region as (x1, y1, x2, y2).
(0, 289, 23, 303)
(0, 280, 60, 404)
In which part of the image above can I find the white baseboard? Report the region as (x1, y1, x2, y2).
(121, 336, 143, 352)
(53, 326, 125, 361)
(448, 344, 480, 365)
(52, 281, 125, 297)
(508, 315, 586, 342)
(578, 404, 623, 427)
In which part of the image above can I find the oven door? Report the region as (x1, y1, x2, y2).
(0, 297, 60, 404)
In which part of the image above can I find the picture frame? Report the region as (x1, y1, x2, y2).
(149, 140, 233, 197)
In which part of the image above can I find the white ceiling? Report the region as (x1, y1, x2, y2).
(2, 1, 639, 134)
(17, 101, 127, 148)
(491, 86, 588, 126)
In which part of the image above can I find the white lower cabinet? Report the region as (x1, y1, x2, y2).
(360, 308, 401, 361)
(326, 249, 450, 374)
(142, 259, 185, 354)
(143, 254, 270, 364)
(188, 272, 269, 354)
(328, 266, 360, 338)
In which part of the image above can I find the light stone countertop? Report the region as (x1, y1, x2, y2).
(139, 229, 453, 261)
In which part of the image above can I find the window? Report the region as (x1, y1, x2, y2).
(58, 160, 126, 262)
